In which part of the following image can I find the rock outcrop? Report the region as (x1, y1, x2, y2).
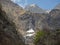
(47, 9, 60, 30)
(0, 0, 60, 45)
(0, 0, 25, 45)
(18, 12, 49, 32)
(0, 0, 26, 35)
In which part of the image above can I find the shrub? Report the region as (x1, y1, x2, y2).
(34, 30, 45, 44)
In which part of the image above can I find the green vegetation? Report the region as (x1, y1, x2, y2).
(34, 29, 60, 45)
(34, 30, 45, 44)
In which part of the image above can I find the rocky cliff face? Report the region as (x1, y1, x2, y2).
(0, 0, 60, 45)
(0, 0, 26, 35)
(33, 9, 60, 45)
(18, 12, 49, 32)
(0, 6, 25, 45)
(1, 0, 60, 36)
(19, 3, 60, 31)
(0, 0, 25, 23)
(47, 9, 60, 30)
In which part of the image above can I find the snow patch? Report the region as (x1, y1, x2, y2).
(27, 28, 34, 33)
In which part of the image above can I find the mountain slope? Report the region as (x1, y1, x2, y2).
(47, 9, 60, 30)
(0, 0, 26, 35)
(0, 2, 25, 45)
(18, 12, 49, 32)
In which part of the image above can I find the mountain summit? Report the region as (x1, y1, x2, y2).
(25, 4, 46, 13)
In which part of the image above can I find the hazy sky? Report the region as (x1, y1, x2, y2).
(11, 0, 60, 10)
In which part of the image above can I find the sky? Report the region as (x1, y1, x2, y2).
(11, 0, 60, 10)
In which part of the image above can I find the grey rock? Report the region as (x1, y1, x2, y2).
(47, 9, 60, 30)
(18, 12, 49, 31)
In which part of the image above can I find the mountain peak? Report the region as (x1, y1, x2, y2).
(30, 4, 37, 7)
(25, 4, 46, 13)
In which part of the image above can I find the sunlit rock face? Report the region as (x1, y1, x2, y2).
(0, 0, 25, 45)
(0, 0, 26, 36)
(18, 12, 49, 31)
(47, 9, 60, 30)
(0, 0, 23, 21)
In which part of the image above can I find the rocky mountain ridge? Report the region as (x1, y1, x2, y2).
(0, 0, 60, 37)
